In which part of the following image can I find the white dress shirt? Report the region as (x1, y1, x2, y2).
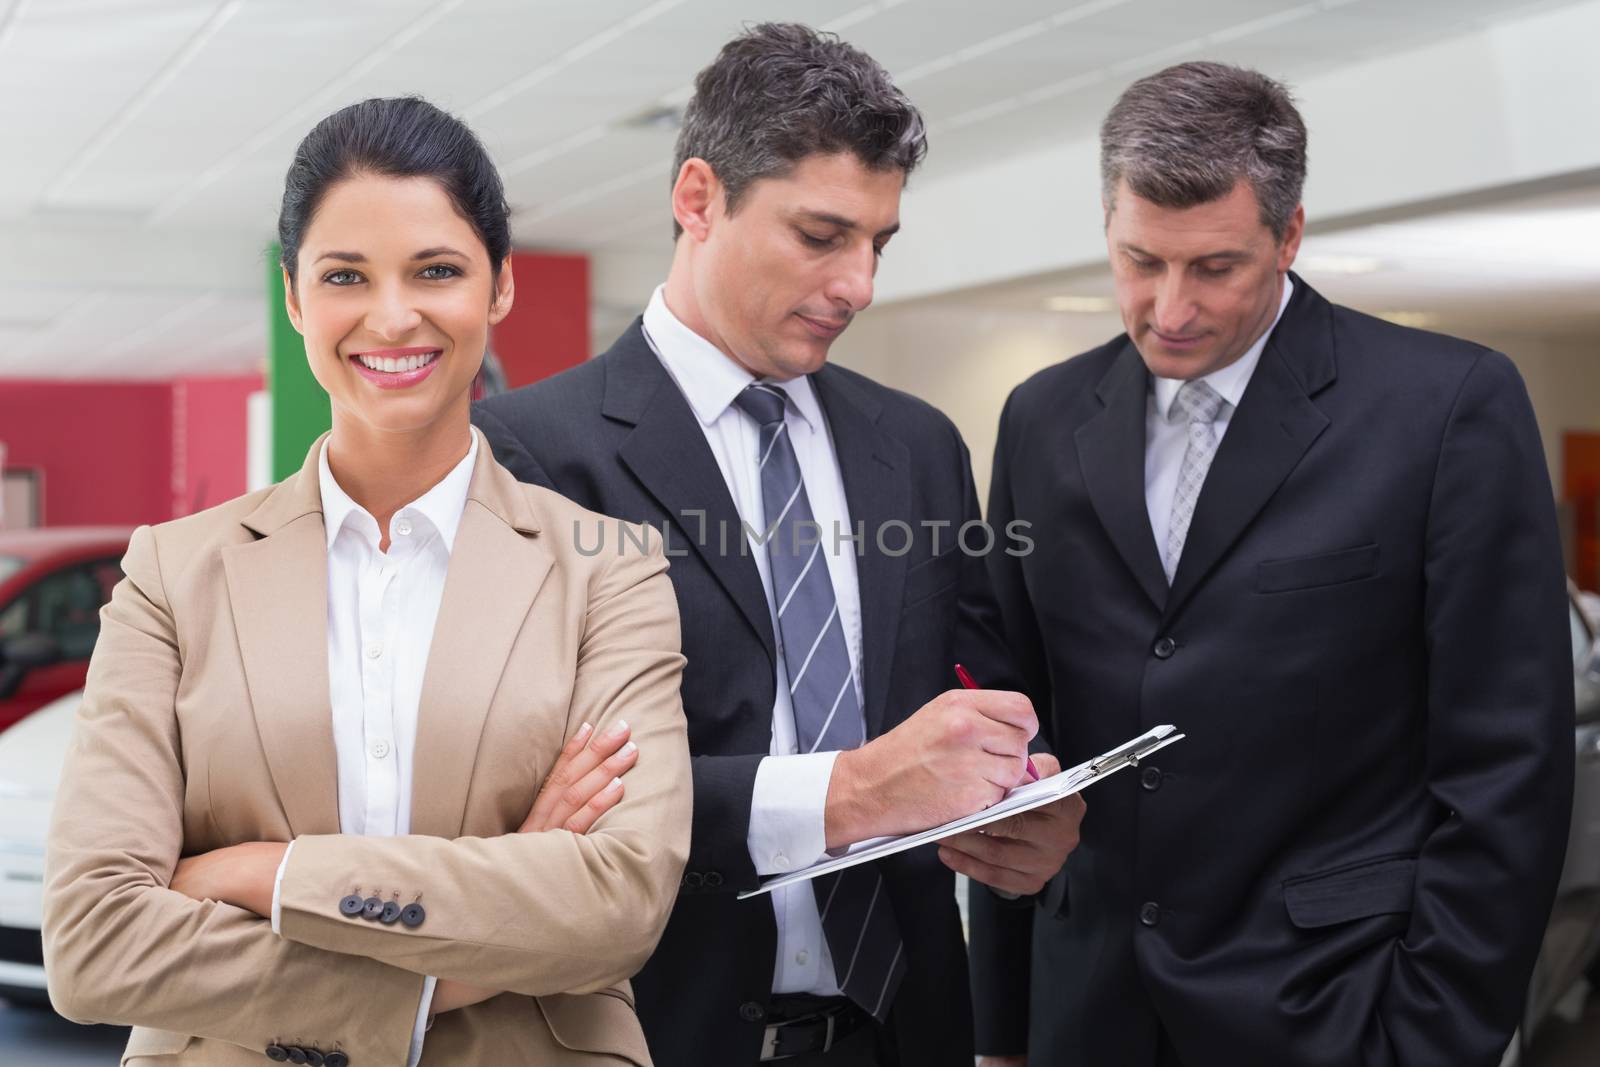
(1145, 277, 1294, 554)
(643, 285, 862, 997)
(271, 429, 480, 1065)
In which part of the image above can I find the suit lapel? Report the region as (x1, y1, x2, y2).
(223, 440, 340, 837)
(606, 324, 777, 665)
(1075, 342, 1169, 611)
(1163, 277, 1335, 620)
(813, 366, 910, 738)
(410, 450, 552, 839)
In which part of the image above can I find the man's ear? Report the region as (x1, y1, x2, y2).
(1277, 203, 1306, 273)
(283, 268, 305, 335)
(672, 158, 721, 242)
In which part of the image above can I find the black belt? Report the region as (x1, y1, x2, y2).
(760, 996, 870, 1061)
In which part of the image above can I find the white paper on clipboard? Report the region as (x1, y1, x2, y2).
(737, 724, 1185, 899)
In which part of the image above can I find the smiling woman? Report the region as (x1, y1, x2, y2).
(41, 97, 690, 1067)
(278, 97, 515, 498)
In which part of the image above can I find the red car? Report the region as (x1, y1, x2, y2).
(0, 527, 132, 733)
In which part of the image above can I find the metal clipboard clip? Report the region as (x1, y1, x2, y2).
(1088, 726, 1185, 776)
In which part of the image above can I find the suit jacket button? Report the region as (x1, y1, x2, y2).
(380, 900, 402, 924)
(1152, 637, 1177, 659)
(400, 902, 427, 928)
(739, 1001, 766, 1023)
(339, 894, 364, 917)
(705, 871, 724, 888)
(304, 1052, 325, 1066)
(324, 1054, 350, 1067)
(360, 896, 385, 921)
(286, 1048, 309, 1065)
(684, 871, 704, 889)
(1140, 766, 1163, 792)
(1139, 902, 1162, 927)
(265, 1046, 289, 1062)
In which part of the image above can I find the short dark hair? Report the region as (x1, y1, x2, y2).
(278, 96, 511, 284)
(1100, 61, 1307, 239)
(671, 22, 927, 238)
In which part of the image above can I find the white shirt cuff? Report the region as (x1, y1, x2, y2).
(269, 839, 296, 935)
(406, 976, 437, 1067)
(748, 752, 839, 875)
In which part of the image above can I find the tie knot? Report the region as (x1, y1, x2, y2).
(1172, 379, 1224, 426)
(734, 383, 788, 427)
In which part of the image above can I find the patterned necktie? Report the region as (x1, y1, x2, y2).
(1164, 379, 1226, 583)
(734, 382, 906, 1020)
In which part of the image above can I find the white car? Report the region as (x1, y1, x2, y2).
(0, 689, 78, 1005)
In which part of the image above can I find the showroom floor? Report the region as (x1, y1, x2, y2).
(2, 990, 1597, 1064)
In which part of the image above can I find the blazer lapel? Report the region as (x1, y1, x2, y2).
(1163, 278, 1335, 620)
(1075, 342, 1169, 611)
(606, 323, 777, 665)
(222, 438, 340, 837)
(813, 366, 911, 738)
(410, 450, 552, 839)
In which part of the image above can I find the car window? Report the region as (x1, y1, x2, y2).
(0, 555, 23, 584)
(0, 593, 26, 639)
(31, 558, 122, 660)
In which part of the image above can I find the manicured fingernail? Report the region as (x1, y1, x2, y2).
(575, 722, 594, 742)
(606, 777, 624, 792)
(607, 719, 629, 737)
(619, 741, 637, 757)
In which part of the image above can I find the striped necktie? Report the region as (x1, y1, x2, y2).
(1164, 379, 1226, 582)
(735, 382, 907, 1020)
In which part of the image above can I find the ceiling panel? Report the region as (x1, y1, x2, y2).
(0, 1, 220, 209)
(0, 0, 1587, 377)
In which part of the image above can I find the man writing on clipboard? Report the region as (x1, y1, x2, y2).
(475, 24, 1084, 1067)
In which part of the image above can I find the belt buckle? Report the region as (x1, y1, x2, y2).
(821, 1012, 836, 1052)
(760, 1023, 781, 1061)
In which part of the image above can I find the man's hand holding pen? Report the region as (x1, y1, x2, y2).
(822, 667, 1084, 894)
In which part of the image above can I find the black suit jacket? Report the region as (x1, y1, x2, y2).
(473, 321, 1017, 1067)
(968, 277, 1574, 1066)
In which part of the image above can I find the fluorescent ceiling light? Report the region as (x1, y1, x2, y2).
(1377, 311, 1436, 328)
(824, 0, 916, 34)
(1297, 253, 1382, 275)
(1047, 295, 1115, 313)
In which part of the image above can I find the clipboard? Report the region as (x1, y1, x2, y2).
(737, 724, 1185, 899)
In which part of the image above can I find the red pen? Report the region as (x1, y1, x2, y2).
(954, 663, 1040, 782)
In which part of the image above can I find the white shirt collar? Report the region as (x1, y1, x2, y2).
(318, 428, 480, 553)
(642, 284, 823, 432)
(1152, 276, 1294, 420)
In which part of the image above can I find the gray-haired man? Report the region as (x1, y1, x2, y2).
(969, 62, 1571, 1066)
(475, 23, 1083, 1067)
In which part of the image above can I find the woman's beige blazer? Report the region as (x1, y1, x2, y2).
(42, 436, 691, 1065)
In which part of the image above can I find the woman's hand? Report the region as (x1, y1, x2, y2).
(432, 720, 642, 1018)
(519, 718, 639, 833)
(170, 841, 288, 918)
(171, 724, 638, 1017)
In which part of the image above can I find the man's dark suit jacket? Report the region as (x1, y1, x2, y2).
(473, 321, 1016, 1067)
(968, 276, 1574, 1067)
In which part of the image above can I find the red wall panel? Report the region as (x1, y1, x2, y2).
(0, 374, 262, 528)
(0, 380, 173, 526)
(172, 375, 263, 518)
(490, 251, 590, 389)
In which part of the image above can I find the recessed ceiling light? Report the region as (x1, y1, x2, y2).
(1047, 295, 1115, 313)
(1298, 254, 1383, 274)
(619, 105, 683, 131)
